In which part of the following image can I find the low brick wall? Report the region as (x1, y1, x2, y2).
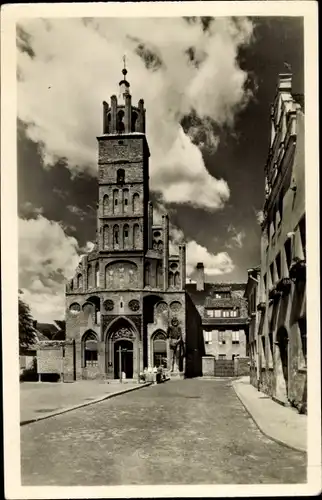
(202, 356, 250, 378)
(202, 356, 215, 376)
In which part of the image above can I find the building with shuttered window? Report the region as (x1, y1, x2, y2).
(255, 74, 306, 413)
(186, 264, 249, 364)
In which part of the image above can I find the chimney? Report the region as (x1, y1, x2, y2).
(278, 73, 292, 93)
(196, 262, 205, 291)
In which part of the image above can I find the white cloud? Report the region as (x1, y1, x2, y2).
(186, 240, 234, 276)
(255, 209, 264, 225)
(19, 216, 80, 321)
(67, 204, 88, 221)
(19, 214, 234, 320)
(20, 201, 44, 217)
(227, 224, 245, 248)
(169, 222, 234, 276)
(17, 17, 253, 211)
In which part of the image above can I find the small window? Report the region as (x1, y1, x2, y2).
(125, 199, 128, 206)
(207, 310, 214, 318)
(263, 274, 267, 290)
(124, 229, 128, 238)
(218, 331, 225, 344)
(214, 310, 221, 318)
(299, 217, 306, 259)
(232, 331, 240, 344)
(276, 253, 281, 279)
(219, 354, 226, 359)
(115, 199, 118, 206)
(284, 238, 292, 270)
(117, 169, 125, 184)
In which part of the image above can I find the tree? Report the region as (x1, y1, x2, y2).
(19, 294, 36, 350)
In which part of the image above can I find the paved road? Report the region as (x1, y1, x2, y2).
(21, 379, 306, 485)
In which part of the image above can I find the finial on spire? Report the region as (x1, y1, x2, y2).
(122, 54, 128, 79)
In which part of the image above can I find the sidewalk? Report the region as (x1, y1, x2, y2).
(232, 376, 307, 453)
(20, 380, 151, 425)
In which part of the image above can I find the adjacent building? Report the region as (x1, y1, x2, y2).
(244, 266, 260, 388)
(254, 73, 306, 412)
(39, 68, 205, 382)
(186, 263, 250, 377)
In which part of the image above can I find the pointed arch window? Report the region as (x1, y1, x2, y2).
(156, 261, 163, 288)
(83, 331, 98, 367)
(133, 224, 140, 249)
(116, 110, 125, 133)
(117, 168, 125, 185)
(107, 113, 111, 134)
(123, 188, 129, 214)
(103, 194, 109, 216)
(131, 111, 138, 132)
(113, 189, 119, 214)
(132, 193, 140, 214)
(77, 273, 83, 289)
(174, 271, 180, 288)
(95, 262, 99, 288)
(153, 331, 167, 368)
(103, 225, 109, 249)
(87, 264, 93, 289)
(145, 262, 151, 287)
(113, 225, 120, 249)
(123, 224, 130, 249)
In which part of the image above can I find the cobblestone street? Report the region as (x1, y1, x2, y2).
(21, 379, 306, 485)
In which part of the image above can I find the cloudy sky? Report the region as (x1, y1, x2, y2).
(17, 16, 304, 321)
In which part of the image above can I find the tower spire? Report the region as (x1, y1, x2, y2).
(119, 55, 130, 100)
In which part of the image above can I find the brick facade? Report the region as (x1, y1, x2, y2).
(37, 70, 204, 381)
(247, 74, 306, 414)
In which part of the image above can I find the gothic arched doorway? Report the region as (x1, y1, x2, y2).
(105, 317, 139, 380)
(114, 339, 133, 379)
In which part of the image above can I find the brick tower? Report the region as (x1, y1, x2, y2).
(63, 65, 204, 382)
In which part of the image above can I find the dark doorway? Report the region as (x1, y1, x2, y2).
(114, 340, 133, 379)
(276, 327, 289, 391)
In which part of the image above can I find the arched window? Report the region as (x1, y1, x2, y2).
(174, 271, 180, 288)
(113, 189, 119, 214)
(123, 188, 129, 214)
(153, 332, 167, 368)
(103, 224, 109, 249)
(77, 273, 83, 289)
(132, 193, 140, 214)
(87, 264, 93, 289)
(156, 261, 163, 288)
(83, 331, 98, 367)
(131, 111, 138, 132)
(145, 262, 151, 286)
(95, 262, 99, 288)
(117, 168, 125, 184)
(133, 224, 140, 249)
(123, 224, 130, 249)
(113, 225, 119, 249)
(116, 110, 125, 133)
(103, 195, 109, 216)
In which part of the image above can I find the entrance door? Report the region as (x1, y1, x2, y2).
(277, 327, 289, 394)
(114, 340, 133, 379)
